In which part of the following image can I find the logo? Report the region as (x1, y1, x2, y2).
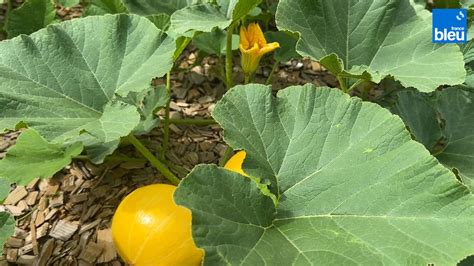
(432, 9, 467, 43)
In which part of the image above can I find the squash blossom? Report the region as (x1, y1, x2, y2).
(240, 23, 280, 75)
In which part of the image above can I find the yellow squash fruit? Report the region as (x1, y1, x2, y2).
(112, 184, 203, 266)
(224, 151, 248, 176)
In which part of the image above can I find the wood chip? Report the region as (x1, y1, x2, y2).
(61, 174, 76, 192)
(5, 237, 24, 248)
(35, 211, 45, 227)
(26, 177, 40, 191)
(78, 219, 101, 235)
(48, 193, 64, 208)
(49, 221, 79, 241)
(36, 239, 55, 266)
(37, 197, 48, 211)
(4, 186, 27, 205)
(44, 208, 58, 222)
(78, 242, 102, 264)
(5, 205, 23, 216)
(13, 228, 28, 239)
(6, 249, 18, 262)
(44, 183, 59, 196)
(30, 211, 39, 255)
(69, 193, 88, 204)
(119, 160, 147, 170)
(17, 200, 29, 213)
(25, 222, 49, 243)
(96, 229, 116, 263)
(19, 243, 33, 256)
(26, 191, 39, 206)
(17, 255, 37, 265)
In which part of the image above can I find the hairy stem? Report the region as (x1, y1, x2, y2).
(168, 118, 217, 126)
(226, 23, 237, 89)
(337, 76, 348, 93)
(348, 79, 365, 93)
(244, 73, 251, 84)
(162, 72, 172, 161)
(75, 155, 146, 163)
(4, 0, 12, 34)
(126, 135, 180, 185)
(265, 61, 279, 85)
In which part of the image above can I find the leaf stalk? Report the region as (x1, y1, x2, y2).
(126, 135, 180, 185)
(168, 118, 217, 126)
(162, 72, 172, 161)
(226, 22, 237, 89)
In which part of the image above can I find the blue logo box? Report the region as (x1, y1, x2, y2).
(432, 9, 467, 43)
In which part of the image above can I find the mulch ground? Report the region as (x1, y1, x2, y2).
(0, 3, 339, 265)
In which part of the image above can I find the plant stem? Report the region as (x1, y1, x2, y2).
(226, 23, 237, 89)
(265, 61, 279, 85)
(75, 155, 146, 163)
(219, 146, 234, 167)
(244, 73, 250, 84)
(348, 79, 365, 93)
(168, 118, 217, 126)
(337, 76, 348, 93)
(4, 0, 12, 33)
(162, 72, 171, 161)
(126, 135, 180, 185)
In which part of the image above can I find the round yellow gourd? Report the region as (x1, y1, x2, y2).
(224, 151, 248, 176)
(112, 184, 203, 266)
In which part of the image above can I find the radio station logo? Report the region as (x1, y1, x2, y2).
(432, 9, 467, 43)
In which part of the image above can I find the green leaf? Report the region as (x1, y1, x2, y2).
(83, 0, 129, 16)
(73, 134, 120, 164)
(193, 28, 239, 55)
(0, 212, 15, 256)
(391, 90, 441, 151)
(0, 179, 10, 201)
(0, 14, 175, 145)
(170, 4, 230, 36)
(123, 0, 198, 15)
(393, 87, 474, 189)
(57, 0, 80, 8)
(265, 31, 301, 62)
(146, 13, 171, 31)
(83, 102, 140, 143)
(176, 84, 474, 265)
(219, 0, 262, 21)
(5, 0, 56, 38)
(434, 0, 461, 8)
(124, 85, 170, 135)
(461, 40, 474, 64)
(437, 87, 474, 188)
(170, 0, 261, 35)
(0, 129, 83, 185)
(276, 0, 466, 92)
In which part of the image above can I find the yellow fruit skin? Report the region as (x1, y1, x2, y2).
(224, 151, 248, 176)
(112, 184, 203, 266)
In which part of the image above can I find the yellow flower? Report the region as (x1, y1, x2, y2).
(240, 23, 280, 75)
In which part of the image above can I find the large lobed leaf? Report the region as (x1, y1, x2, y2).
(83, 0, 129, 16)
(276, 0, 466, 92)
(0, 130, 83, 185)
(0, 14, 175, 151)
(122, 0, 198, 15)
(170, 0, 262, 36)
(393, 87, 474, 190)
(5, 0, 56, 38)
(176, 84, 474, 265)
(0, 212, 15, 256)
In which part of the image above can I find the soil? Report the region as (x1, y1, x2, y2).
(0, 3, 342, 265)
